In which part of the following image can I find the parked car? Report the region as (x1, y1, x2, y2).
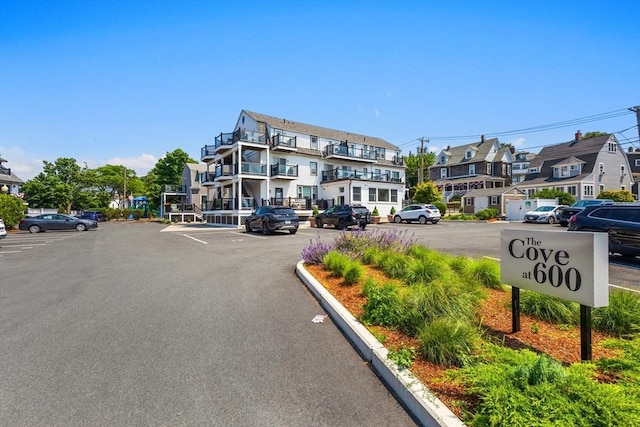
(393, 204, 441, 224)
(78, 211, 107, 222)
(245, 206, 299, 235)
(558, 199, 614, 227)
(523, 205, 568, 224)
(0, 218, 6, 240)
(314, 205, 371, 230)
(568, 204, 640, 257)
(18, 213, 98, 233)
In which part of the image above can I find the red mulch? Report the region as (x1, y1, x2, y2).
(304, 263, 620, 419)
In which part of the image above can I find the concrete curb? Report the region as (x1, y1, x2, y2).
(295, 261, 466, 427)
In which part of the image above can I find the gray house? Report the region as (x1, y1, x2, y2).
(519, 132, 634, 200)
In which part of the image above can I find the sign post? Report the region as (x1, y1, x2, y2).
(501, 230, 608, 361)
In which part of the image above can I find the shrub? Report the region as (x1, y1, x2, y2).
(0, 194, 25, 228)
(530, 188, 575, 206)
(464, 258, 502, 289)
(404, 257, 451, 286)
(301, 234, 334, 264)
(433, 201, 447, 216)
(475, 208, 499, 220)
(343, 262, 364, 285)
(520, 290, 579, 324)
(387, 344, 416, 370)
(417, 317, 478, 366)
(361, 247, 383, 265)
(312, 206, 319, 216)
(511, 354, 566, 388)
(390, 206, 396, 215)
(372, 206, 379, 216)
(361, 279, 404, 328)
(331, 228, 416, 257)
(593, 289, 640, 336)
(378, 251, 410, 279)
(323, 251, 350, 277)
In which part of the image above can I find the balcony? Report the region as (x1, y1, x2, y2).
(241, 162, 268, 176)
(215, 164, 236, 180)
(200, 172, 216, 185)
(392, 156, 404, 166)
(205, 197, 258, 211)
(321, 168, 402, 184)
(265, 197, 311, 210)
(271, 164, 298, 179)
(162, 184, 187, 194)
(271, 134, 297, 151)
(201, 145, 217, 161)
(324, 144, 379, 163)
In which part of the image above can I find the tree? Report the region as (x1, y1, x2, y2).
(0, 194, 25, 228)
(412, 181, 442, 204)
(582, 131, 608, 139)
(404, 150, 435, 189)
(146, 149, 197, 209)
(21, 158, 83, 213)
(597, 190, 635, 202)
(529, 188, 575, 206)
(91, 164, 145, 201)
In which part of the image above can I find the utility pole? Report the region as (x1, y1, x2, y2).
(630, 106, 640, 143)
(123, 168, 127, 209)
(418, 137, 429, 184)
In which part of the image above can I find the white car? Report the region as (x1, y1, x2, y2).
(0, 218, 6, 240)
(393, 204, 441, 224)
(523, 205, 567, 224)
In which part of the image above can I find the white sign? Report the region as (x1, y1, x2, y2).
(501, 229, 609, 307)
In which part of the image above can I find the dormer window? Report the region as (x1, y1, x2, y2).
(465, 150, 473, 159)
(440, 155, 446, 164)
(529, 167, 539, 173)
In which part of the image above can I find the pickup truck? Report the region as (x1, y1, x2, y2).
(557, 199, 614, 227)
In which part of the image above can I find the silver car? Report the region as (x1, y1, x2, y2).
(0, 218, 6, 240)
(393, 204, 441, 224)
(523, 205, 568, 224)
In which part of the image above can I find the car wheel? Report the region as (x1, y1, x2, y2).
(28, 224, 41, 233)
(338, 219, 346, 230)
(262, 222, 271, 235)
(360, 223, 366, 230)
(431, 220, 439, 224)
(419, 216, 428, 225)
(393, 215, 402, 224)
(76, 223, 87, 231)
(245, 221, 251, 232)
(289, 228, 298, 234)
(315, 218, 323, 228)
(547, 217, 555, 224)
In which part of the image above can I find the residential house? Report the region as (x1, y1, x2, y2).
(199, 110, 406, 227)
(461, 187, 527, 217)
(626, 147, 640, 200)
(518, 131, 634, 199)
(0, 154, 24, 196)
(512, 150, 536, 185)
(429, 136, 514, 202)
(160, 163, 209, 222)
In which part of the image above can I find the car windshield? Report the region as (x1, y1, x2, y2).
(352, 207, 369, 213)
(534, 206, 555, 212)
(274, 208, 295, 215)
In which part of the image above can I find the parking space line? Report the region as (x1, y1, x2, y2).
(182, 234, 208, 245)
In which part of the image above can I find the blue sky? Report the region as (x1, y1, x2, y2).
(1, 0, 639, 181)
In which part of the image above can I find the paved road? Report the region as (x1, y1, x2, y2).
(0, 222, 417, 426)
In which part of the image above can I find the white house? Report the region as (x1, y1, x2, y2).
(199, 110, 406, 227)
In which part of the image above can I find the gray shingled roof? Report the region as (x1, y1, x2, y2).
(522, 134, 613, 186)
(463, 187, 527, 198)
(242, 110, 399, 151)
(430, 137, 501, 169)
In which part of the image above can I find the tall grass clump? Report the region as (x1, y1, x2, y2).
(361, 246, 383, 265)
(322, 251, 350, 277)
(333, 228, 416, 257)
(360, 279, 405, 328)
(520, 290, 579, 324)
(593, 289, 640, 336)
(401, 278, 479, 335)
(377, 251, 410, 279)
(342, 262, 363, 285)
(417, 317, 479, 366)
(404, 255, 452, 286)
(449, 255, 472, 274)
(464, 258, 503, 289)
(407, 244, 436, 260)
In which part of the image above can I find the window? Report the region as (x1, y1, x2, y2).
(599, 163, 604, 174)
(440, 155, 446, 164)
(466, 197, 472, 206)
(490, 196, 498, 205)
(636, 159, 640, 167)
(584, 184, 594, 197)
(466, 150, 472, 159)
(310, 135, 318, 150)
(391, 171, 400, 182)
(621, 165, 626, 176)
(297, 185, 317, 200)
(339, 187, 344, 193)
(469, 164, 476, 175)
(378, 189, 389, 202)
(369, 188, 376, 202)
(529, 167, 539, 173)
(391, 189, 398, 202)
(353, 186, 361, 202)
(310, 161, 317, 176)
(502, 164, 506, 175)
(608, 142, 617, 152)
(600, 184, 605, 193)
(440, 168, 447, 178)
(486, 163, 492, 175)
(567, 185, 577, 196)
(507, 165, 511, 175)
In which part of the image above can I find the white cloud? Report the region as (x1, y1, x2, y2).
(509, 137, 526, 148)
(104, 154, 158, 176)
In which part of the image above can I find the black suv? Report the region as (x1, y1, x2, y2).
(557, 199, 614, 227)
(568, 204, 640, 257)
(245, 206, 299, 235)
(315, 205, 371, 230)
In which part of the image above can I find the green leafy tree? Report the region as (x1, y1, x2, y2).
(21, 158, 83, 213)
(597, 190, 635, 202)
(404, 150, 435, 189)
(146, 149, 197, 209)
(413, 181, 442, 204)
(582, 131, 608, 139)
(0, 194, 25, 228)
(530, 188, 575, 206)
(92, 164, 145, 201)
